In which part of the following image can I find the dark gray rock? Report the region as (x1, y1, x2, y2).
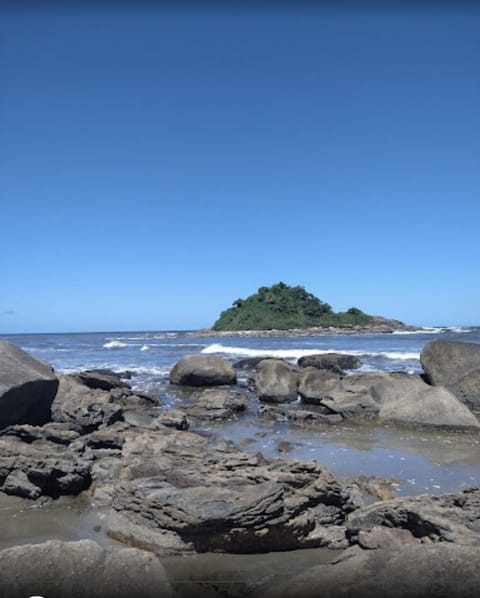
(170, 354, 237, 386)
(421, 339, 480, 409)
(0, 539, 173, 598)
(298, 352, 361, 373)
(0, 340, 59, 430)
(75, 369, 130, 391)
(0, 428, 91, 499)
(52, 375, 124, 434)
(254, 359, 299, 403)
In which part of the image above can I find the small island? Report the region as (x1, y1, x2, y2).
(212, 282, 412, 333)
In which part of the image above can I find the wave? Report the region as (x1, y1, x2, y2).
(392, 326, 472, 335)
(103, 340, 129, 349)
(201, 343, 420, 361)
(140, 345, 150, 351)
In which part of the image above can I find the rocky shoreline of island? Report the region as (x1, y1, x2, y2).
(0, 337, 480, 596)
(190, 316, 423, 338)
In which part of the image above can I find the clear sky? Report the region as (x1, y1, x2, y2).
(1, 3, 479, 332)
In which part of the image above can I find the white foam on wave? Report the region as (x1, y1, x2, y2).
(103, 340, 129, 349)
(140, 345, 150, 351)
(201, 343, 420, 361)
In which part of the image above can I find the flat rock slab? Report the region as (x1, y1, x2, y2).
(263, 543, 480, 598)
(0, 539, 173, 598)
(0, 340, 59, 430)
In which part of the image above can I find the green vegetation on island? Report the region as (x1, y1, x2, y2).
(213, 282, 373, 331)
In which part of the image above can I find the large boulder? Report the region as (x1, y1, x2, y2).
(170, 354, 237, 386)
(421, 340, 480, 409)
(0, 340, 59, 430)
(254, 359, 299, 403)
(0, 539, 173, 598)
(372, 372, 480, 430)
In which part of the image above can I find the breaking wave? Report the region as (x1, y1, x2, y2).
(200, 343, 420, 361)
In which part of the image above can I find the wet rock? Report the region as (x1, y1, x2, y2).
(254, 359, 299, 403)
(233, 357, 268, 370)
(109, 386, 161, 411)
(52, 375, 124, 434)
(170, 354, 237, 387)
(0, 539, 174, 598)
(355, 475, 400, 501)
(0, 340, 59, 430)
(263, 544, 480, 598)
(0, 430, 91, 499)
(298, 353, 361, 373)
(288, 409, 343, 427)
(421, 339, 480, 410)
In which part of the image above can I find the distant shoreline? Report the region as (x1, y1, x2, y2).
(192, 317, 424, 338)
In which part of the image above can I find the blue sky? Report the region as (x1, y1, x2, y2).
(1, 5, 479, 332)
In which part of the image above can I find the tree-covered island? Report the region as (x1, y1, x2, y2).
(213, 282, 374, 331)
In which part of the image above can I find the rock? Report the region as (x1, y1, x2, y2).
(254, 359, 299, 403)
(298, 353, 361, 373)
(0, 423, 80, 446)
(287, 409, 343, 427)
(75, 369, 130, 391)
(233, 357, 268, 370)
(373, 373, 480, 430)
(0, 539, 173, 598)
(346, 487, 480, 547)
(0, 429, 91, 498)
(0, 340, 59, 430)
(421, 339, 480, 409)
(106, 429, 358, 555)
(263, 544, 480, 598)
(299, 370, 380, 418)
(52, 375, 124, 434)
(170, 354, 237, 386)
(184, 388, 248, 422)
(298, 368, 342, 404)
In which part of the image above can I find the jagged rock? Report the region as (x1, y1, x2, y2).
(107, 429, 358, 555)
(0, 340, 59, 430)
(254, 359, 299, 403)
(298, 353, 361, 373)
(184, 388, 248, 422)
(75, 369, 130, 391)
(0, 430, 91, 499)
(0, 423, 80, 445)
(288, 409, 343, 427)
(109, 386, 161, 411)
(263, 544, 480, 598)
(170, 354, 237, 386)
(0, 539, 173, 598)
(421, 340, 480, 409)
(52, 375, 124, 434)
(346, 487, 480, 546)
